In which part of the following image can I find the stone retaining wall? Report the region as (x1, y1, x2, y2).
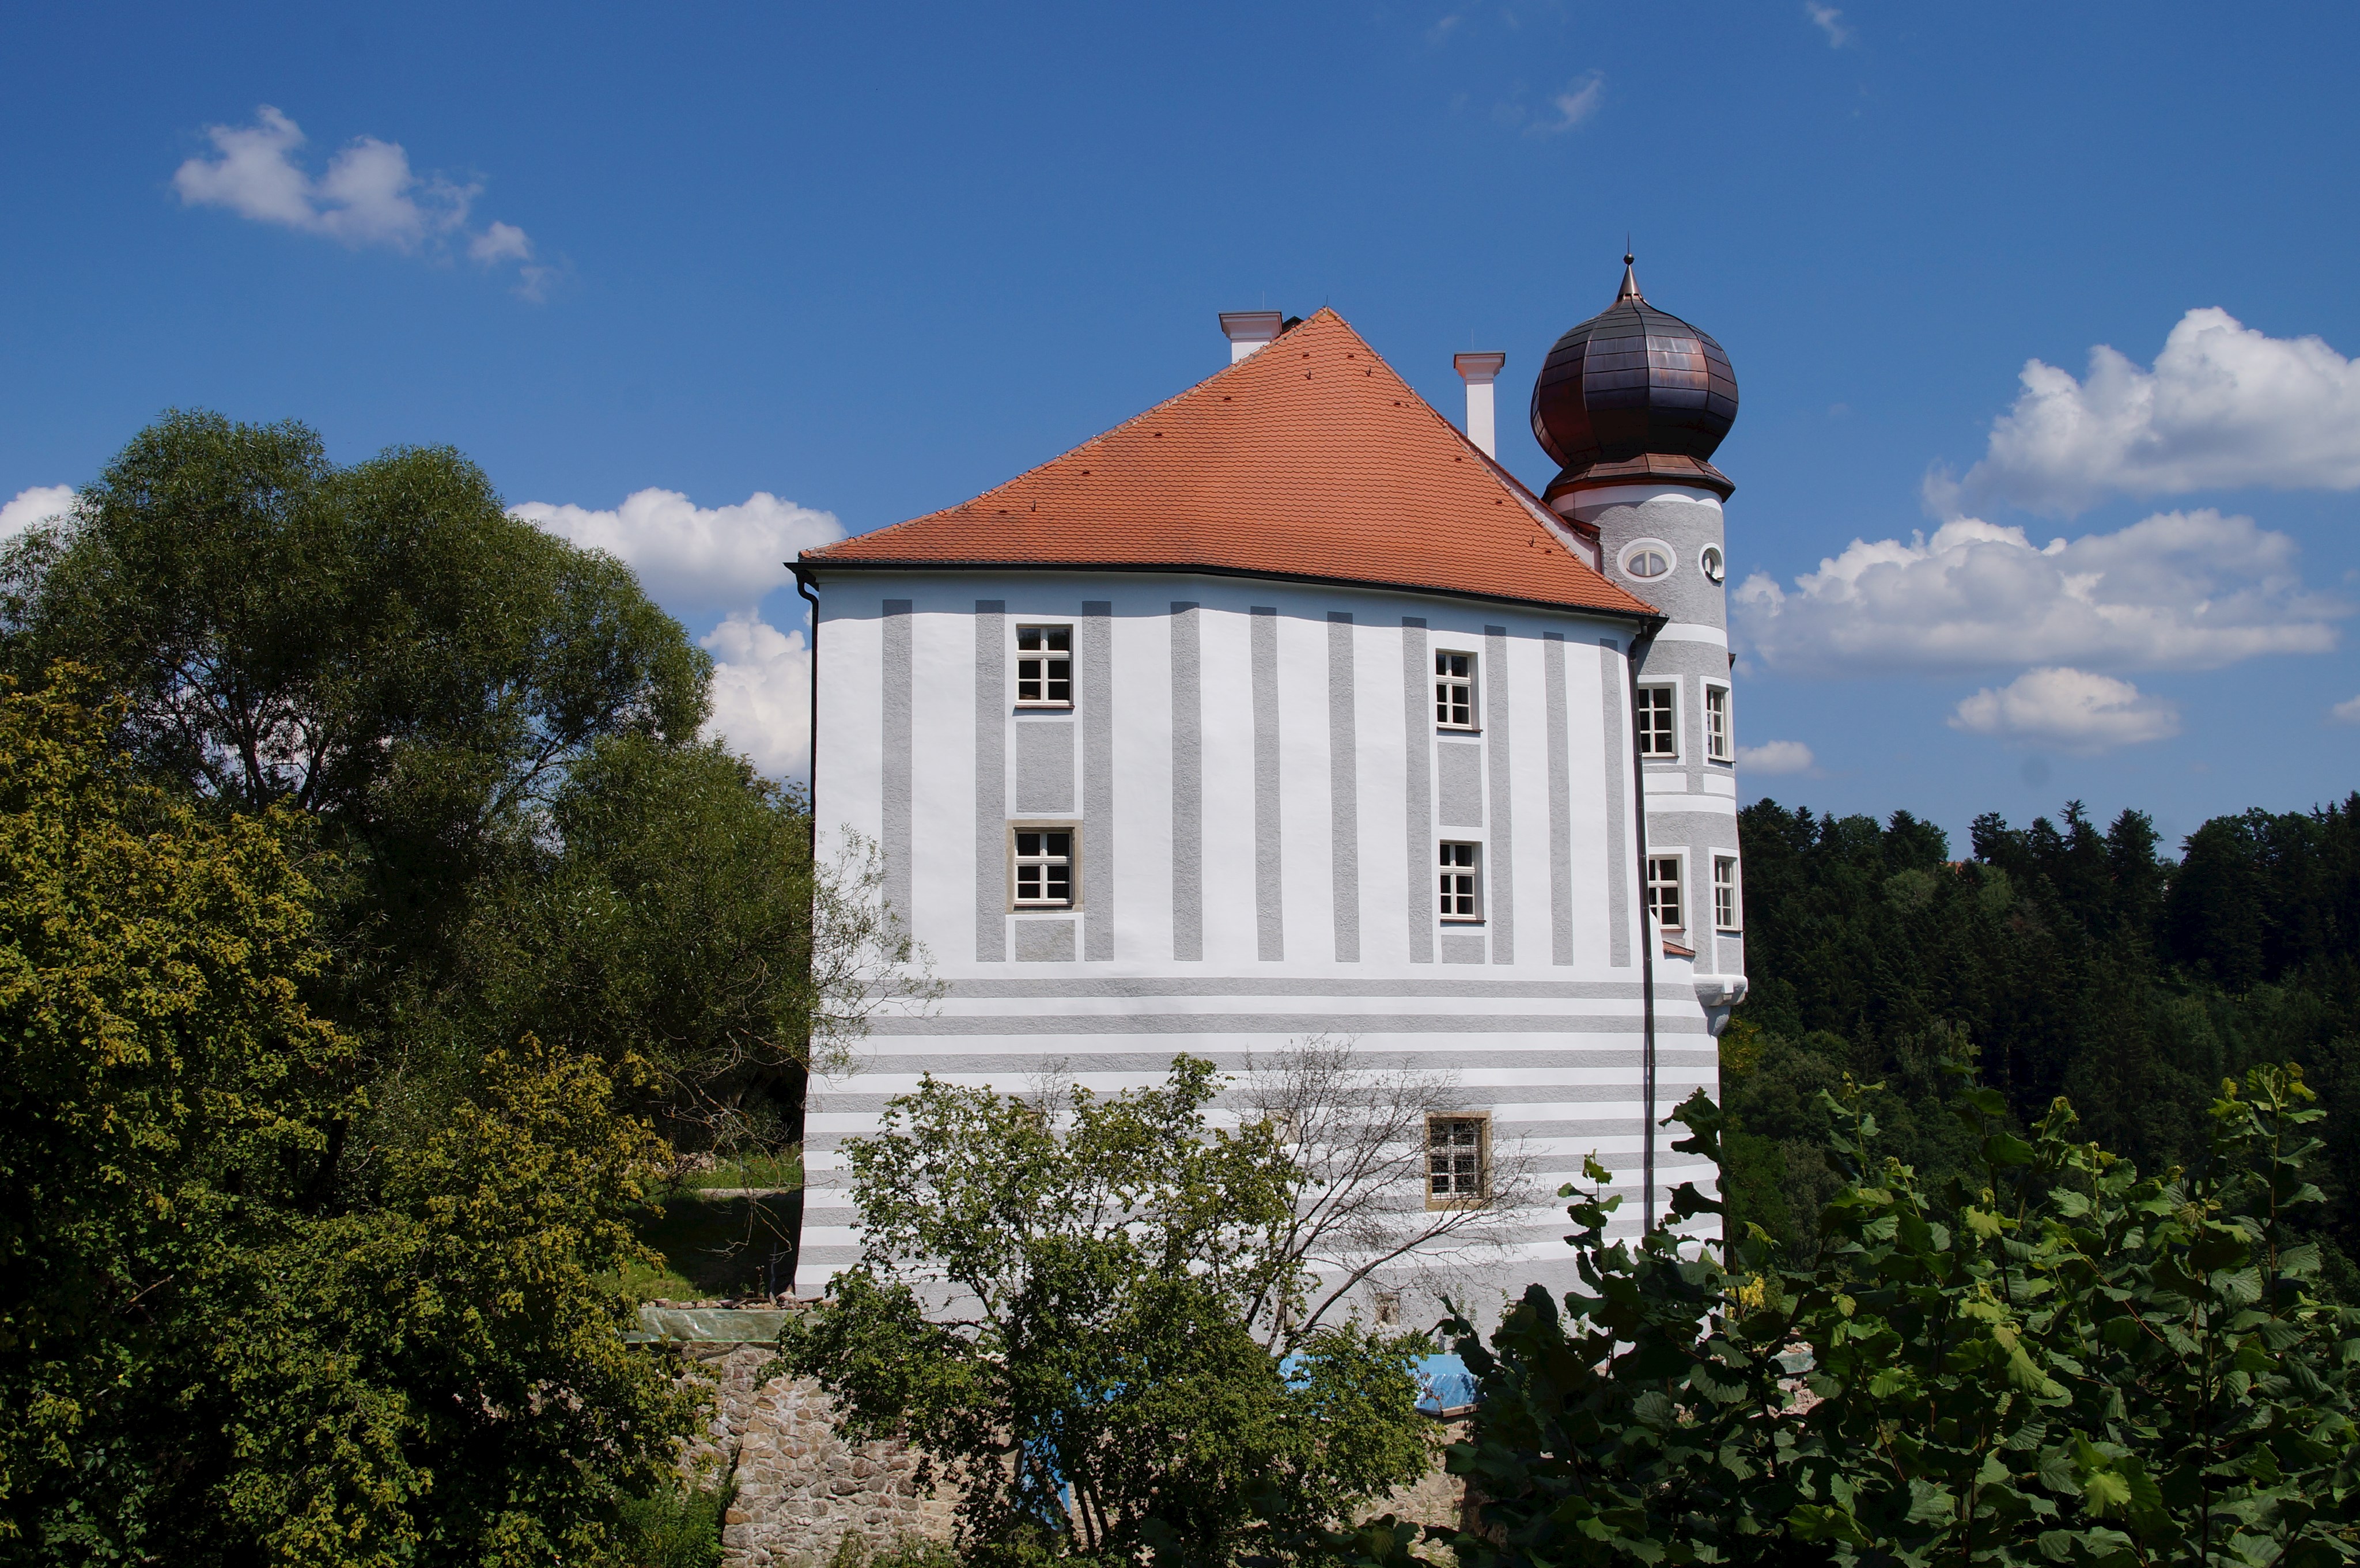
(671, 1339, 1472, 1565)
(676, 1344, 960, 1566)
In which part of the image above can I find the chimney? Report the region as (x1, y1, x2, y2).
(1454, 351, 1508, 459)
(1219, 310, 1285, 363)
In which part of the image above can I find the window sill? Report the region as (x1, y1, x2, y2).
(1438, 918, 1487, 926)
(1435, 726, 1482, 736)
(1425, 1195, 1491, 1213)
(1013, 703, 1074, 713)
(1012, 905, 1077, 914)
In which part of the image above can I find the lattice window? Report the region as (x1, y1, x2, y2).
(1439, 842, 1481, 920)
(1016, 626, 1072, 706)
(1013, 829, 1074, 906)
(1428, 1116, 1487, 1206)
(1435, 651, 1476, 729)
(1636, 685, 1677, 758)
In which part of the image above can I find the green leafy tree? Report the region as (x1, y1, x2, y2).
(0, 672, 702, 1562)
(780, 1058, 1434, 1565)
(1434, 1064, 2360, 1568)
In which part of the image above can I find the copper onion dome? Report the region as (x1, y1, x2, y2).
(1530, 255, 1738, 502)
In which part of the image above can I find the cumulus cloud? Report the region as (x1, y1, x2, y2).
(173, 107, 544, 295)
(512, 488, 844, 618)
(1530, 72, 1604, 135)
(1949, 667, 2180, 753)
(701, 611, 810, 777)
(1735, 739, 1817, 775)
(2332, 694, 2360, 726)
(1961, 308, 2360, 515)
(0, 485, 75, 541)
(1733, 509, 2344, 676)
(1805, 3, 1852, 46)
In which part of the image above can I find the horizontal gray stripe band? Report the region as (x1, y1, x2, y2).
(810, 1081, 1708, 1113)
(865, 1012, 1712, 1037)
(937, 977, 1654, 1001)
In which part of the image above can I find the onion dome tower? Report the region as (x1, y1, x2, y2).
(1534, 255, 1748, 1026)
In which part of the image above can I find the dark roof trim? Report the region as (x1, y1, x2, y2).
(794, 557, 1665, 624)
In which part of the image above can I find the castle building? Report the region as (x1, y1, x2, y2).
(795, 260, 1748, 1308)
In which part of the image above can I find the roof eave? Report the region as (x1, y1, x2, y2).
(793, 555, 1666, 623)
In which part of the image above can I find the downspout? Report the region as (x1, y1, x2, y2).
(787, 565, 821, 1294)
(1624, 620, 1663, 1232)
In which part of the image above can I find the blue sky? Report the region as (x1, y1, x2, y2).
(3, 1, 2356, 856)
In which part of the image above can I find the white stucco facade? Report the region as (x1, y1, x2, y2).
(797, 563, 1741, 1313)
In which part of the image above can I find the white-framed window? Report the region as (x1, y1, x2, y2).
(1439, 842, 1482, 921)
(1434, 650, 1477, 729)
(1620, 538, 1675, 580)
(1646, 853, 1685, 932)
(1704, 683, 1733, 763)
(1011, 826, 1076, 907)
(1714, 855, 1741, 932)
(1636, 684, 1678, 759)
(1699, 543, 1726, 585)
(1427, 1114, 1488, 1207)
(1015, 626, 1072, 707)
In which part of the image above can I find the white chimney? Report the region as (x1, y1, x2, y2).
(1219, 310, 1285, 363)
(1454, 351, 1507, 459)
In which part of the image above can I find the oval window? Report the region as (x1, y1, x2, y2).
(1622, 544, 1671, 580)
(1700, 545, 1725, 584)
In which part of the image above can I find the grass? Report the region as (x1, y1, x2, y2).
(671, 1149, 803, 1193)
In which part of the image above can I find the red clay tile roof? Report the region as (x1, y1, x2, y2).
(802, 309, 1662, 620)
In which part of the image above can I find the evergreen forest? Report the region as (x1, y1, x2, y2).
(1724, 792, 2360, 1279)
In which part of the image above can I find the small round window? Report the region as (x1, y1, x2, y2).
(1700, 544, 1725, 584)
(1620, 540, 1673, 580)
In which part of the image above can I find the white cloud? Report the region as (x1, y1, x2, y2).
(1530, 72, 1603, 135)
(1735, 739, 1817, 775)
(468, 221, 531, 264)
(0, 485, 74, 541)
(1804, 3, 1852, 46)
(512, 488, 844, 618)
(173, 107, 543, 294)
(2332, 694, 2360, 725)
(701, 611, 810, 777)
(1963, 308, 2360, 515)
(1949, 667, 2180, 753)
(1733, 509, 2344, 675)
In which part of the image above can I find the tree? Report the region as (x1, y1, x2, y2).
(1236, 1036, 1539, 1349)
(0, 672, 702, 1561)
(779, 1058, 1435, 1565)
(1426, 1064, 2360, 1568)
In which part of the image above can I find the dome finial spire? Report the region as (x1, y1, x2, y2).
(1616, 244, 1642, 305)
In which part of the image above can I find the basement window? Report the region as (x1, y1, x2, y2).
(1427, 1115, 1488, 1207)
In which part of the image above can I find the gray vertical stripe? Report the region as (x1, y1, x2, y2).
(1599, 637, 1630, 968)
(1251, 607, 1283, 962)
(1014, 722, 1075, 812)
(1544, 632, 1574, 967)
(1081, 601, 1114, 961)
(1170, 603, 1202, 962)
(1484, 625, 1515, 965)
(1402, 618, 1432, 964)
(1327, 612, 1360, 963)
(882, 600, 914, 929)
(974, 601, 1007, 962)
(1435, 744, 1483, 827)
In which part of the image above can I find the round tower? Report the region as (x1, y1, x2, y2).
(1533, 255, 1748, 1020)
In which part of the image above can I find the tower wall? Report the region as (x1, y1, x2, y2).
(1559, 484, 1748, 1022)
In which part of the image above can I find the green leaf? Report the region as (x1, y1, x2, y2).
(1983, 1132, 2038, 1168)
